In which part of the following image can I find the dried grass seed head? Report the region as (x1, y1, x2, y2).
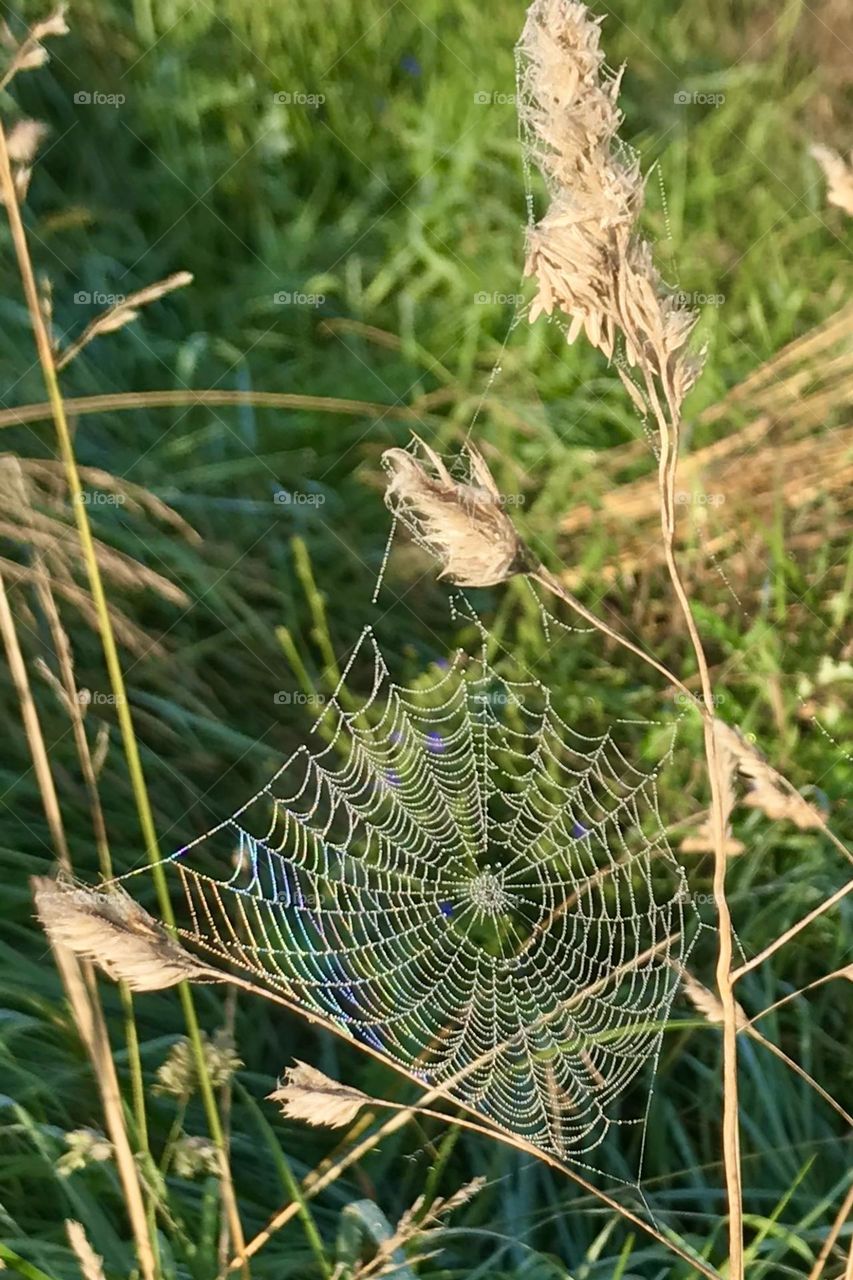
(31, 875, 214, 991)
(269, 1060, 372, 1129)
(518, 0, 704, 406)
(155, 1029, 242, 1098)
(810, 144, 853, 218)
(171, 1135, 220, 1179)
(382, 438, 535, 587)
(56, 1127, 113, 1178)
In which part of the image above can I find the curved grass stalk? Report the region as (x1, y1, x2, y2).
(0, 388, 429, 430)
(0, 120, 248, 1274)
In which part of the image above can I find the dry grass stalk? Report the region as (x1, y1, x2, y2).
(49, 939, 156, 1280)
(747, 964, 853, 1028)
(731, 876, 853, 983)
(65, 1220, 107, 1280)
(236, 1054, 719, 1279)
(0, 568, 71, 869)
(806, 1180, 853, 1280)
(811, 144, 853, 217)
(33, 571, 113, 874)
(32, 562, 155, 1162)
(0, 104, 248, 1269)
(518, 3, 743, 1270)
(681, 970, 852, 1127)
(349, 1177, 486, 1278)
(231, 933, 715, 1276)
(518, 0, 703, 413)
(32, 876, 219, 991)
(269, 1061, 373, 1129)
(57, 271, 194, 371)
(0, 387, 433, 432)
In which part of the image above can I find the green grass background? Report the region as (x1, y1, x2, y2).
(0, 0, 851, 1275)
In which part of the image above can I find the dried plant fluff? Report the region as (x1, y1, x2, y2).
(269, 1060, 372, 1129)
(382, 438, 535, 587)
(0, 6, 68, 93)
(32, 876, 216, 991)
(57, 271, 194, 371)
(518, 0, 704, 412)
(713, 720, 827, 831)
(810, 144, 853, 218)
(681, 970, 748, 1030)
(65, 1221, 107, 1280)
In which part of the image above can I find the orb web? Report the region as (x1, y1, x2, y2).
(120, 620, 695, 1161)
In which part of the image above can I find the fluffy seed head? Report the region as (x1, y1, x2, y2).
(269, 1060, 371, 1129)
(32, 875, 215, 991)
(382, 438, 535, 587)
(518, 0, 704, 409)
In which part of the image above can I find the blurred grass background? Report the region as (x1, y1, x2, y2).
(0, 0, 851, 1275)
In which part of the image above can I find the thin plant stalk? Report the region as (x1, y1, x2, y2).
(0, 120, 247, 1272)
(234, 1083, 333, 1280)
(0, 567, 70, 869)
(731, 878, 853, 982)
(531, 565, 700, 707)
(51, 941, 159, 1280)
(0, 388, 427, 431)
(644, 370, 744, 1279)
(744, 966, 851, 1028)
(807, 1180, 853, 1280)
(0, 566, 157, 1275)
(33, 564, 150, 1152)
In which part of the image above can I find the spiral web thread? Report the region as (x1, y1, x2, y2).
(120, 617, 695, 1162)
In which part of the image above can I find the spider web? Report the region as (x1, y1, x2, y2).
(119, 610, 696, 1163)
